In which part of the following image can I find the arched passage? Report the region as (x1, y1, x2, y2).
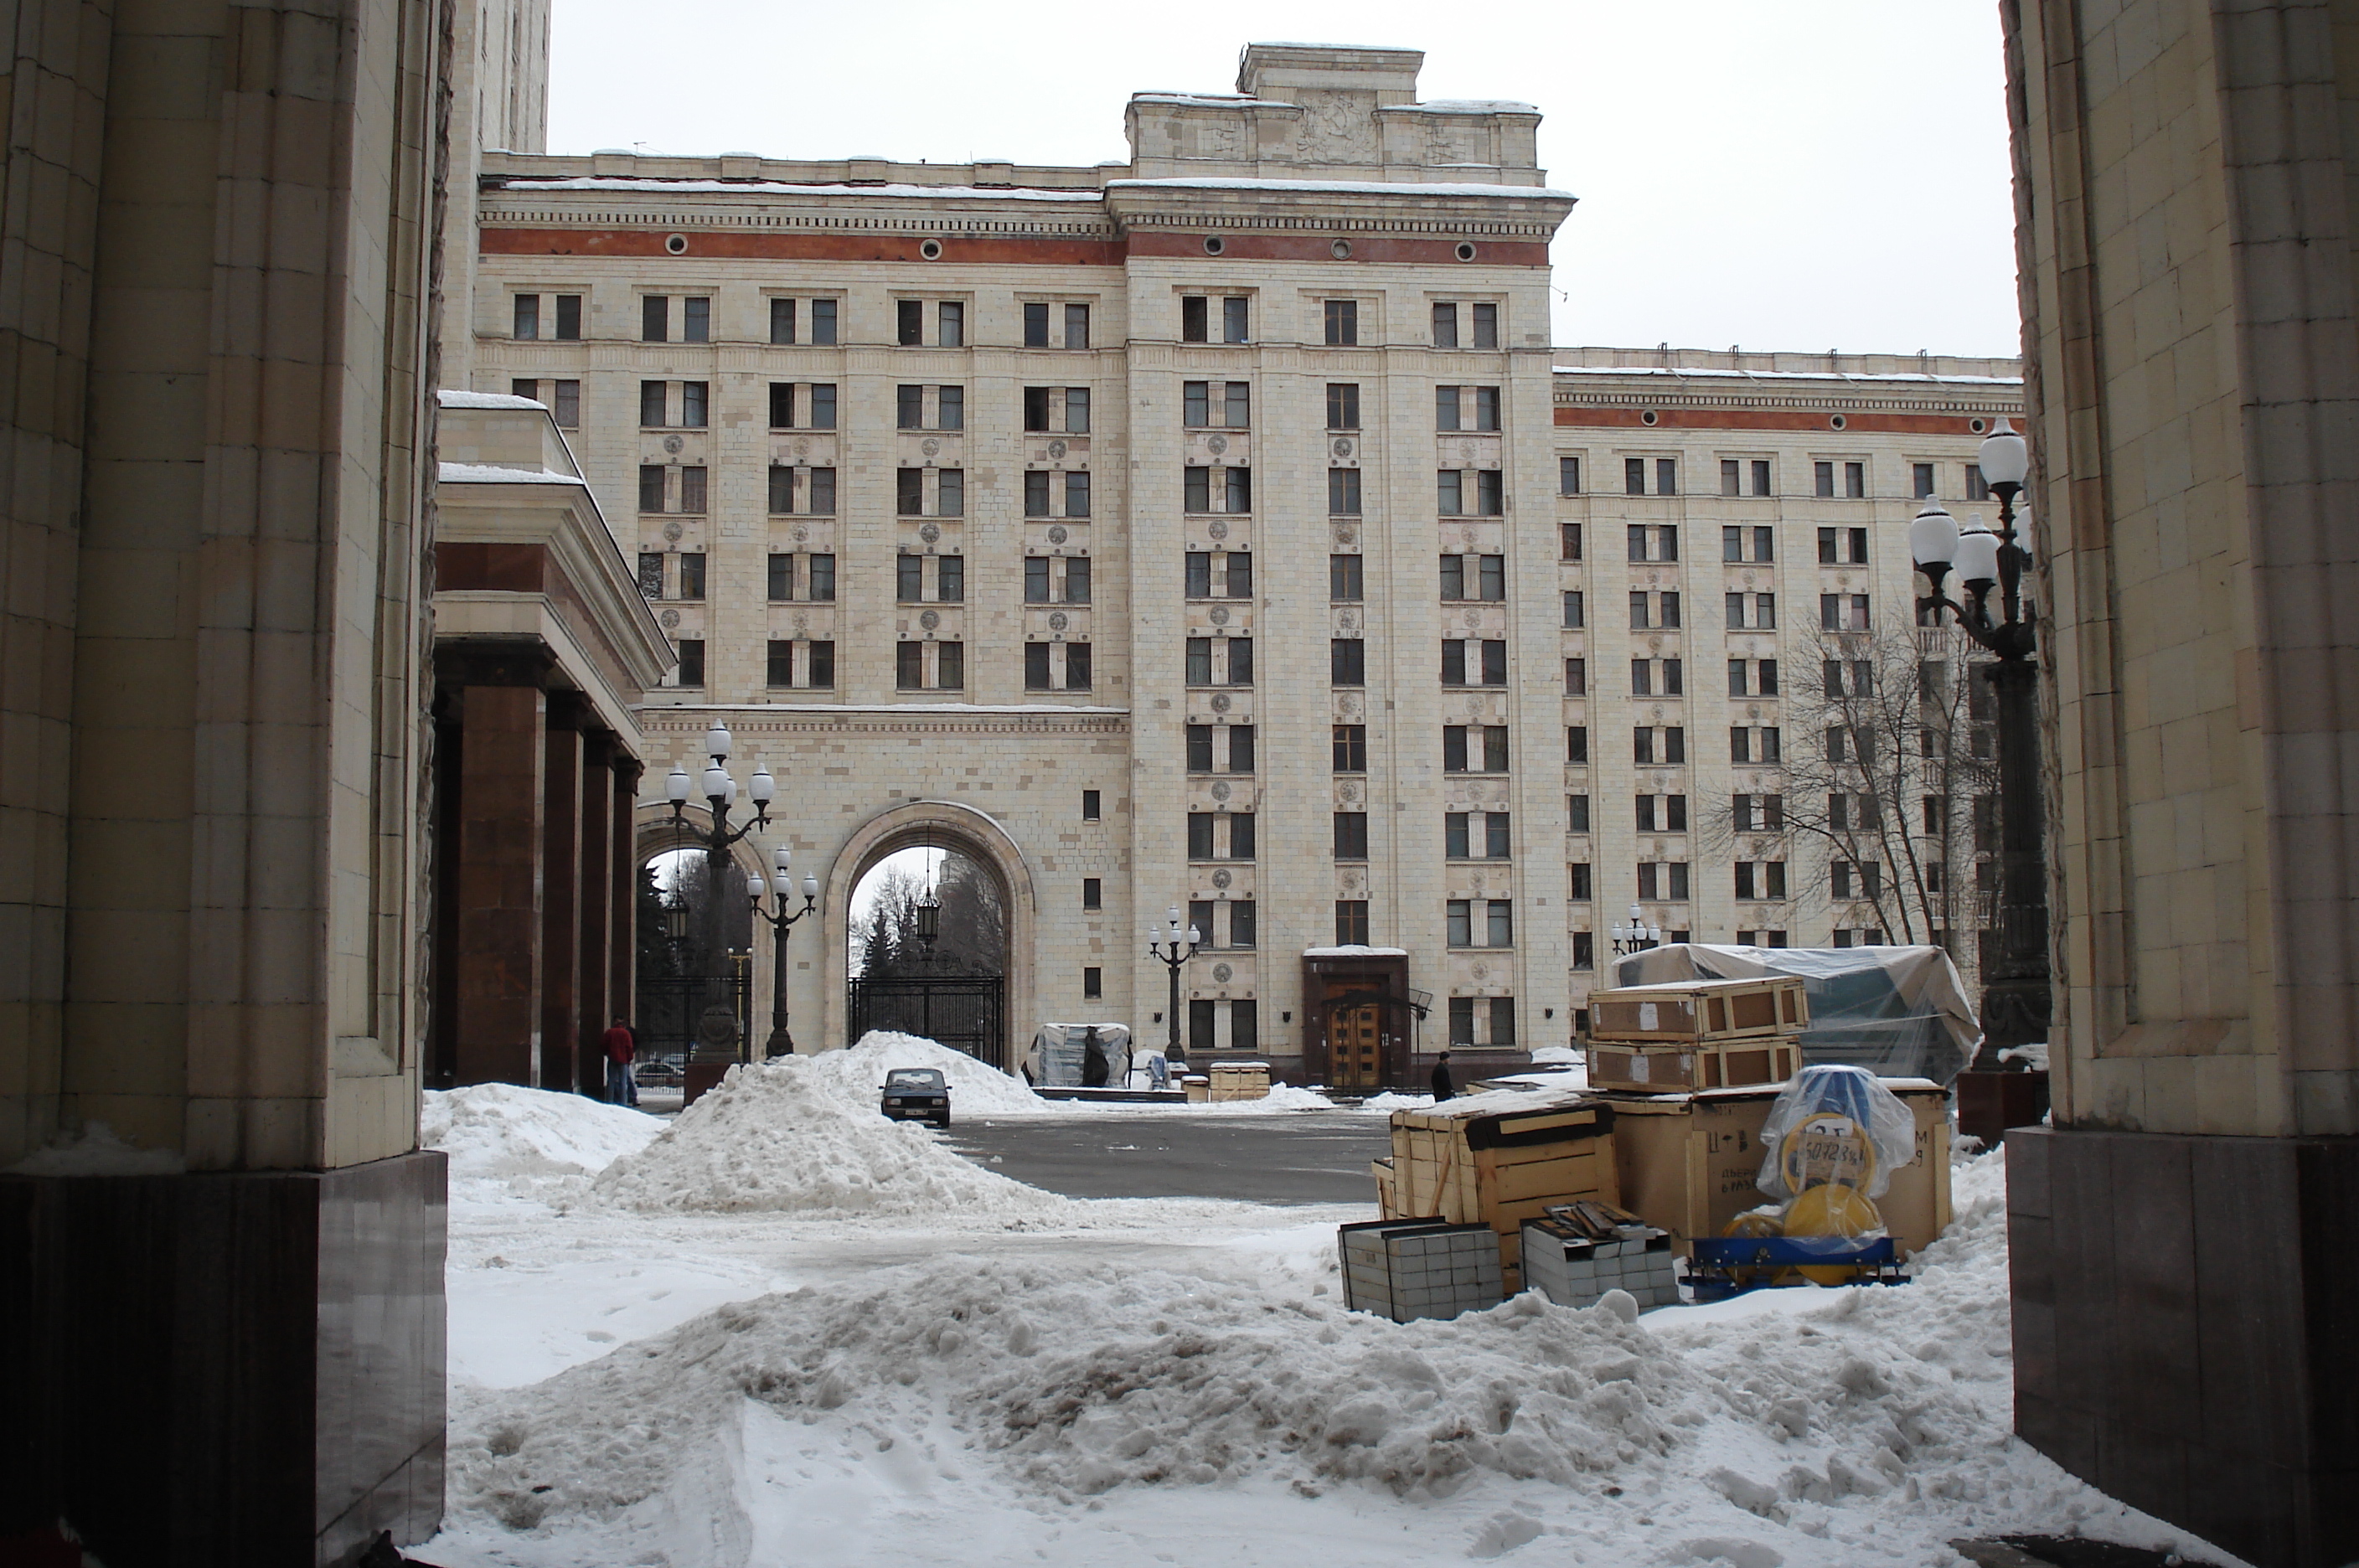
(631, 806, 767, 1068)
(824, 800, 1037, 1069)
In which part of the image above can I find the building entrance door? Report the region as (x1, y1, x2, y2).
(1329, 1002, 1383, 1089)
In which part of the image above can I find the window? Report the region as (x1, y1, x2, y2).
(1565, 658, 1587, 694)
(1438, 554, 1504, 601)
(1448, 995, 1474, 1042)
(1184, 380, 1252, 428)
(1064, 471, 1090, 518)
(513, 293, 539, 339)
(1819, 592, 1872, 632)
(683, 297, 710, 343)
(896, 299, 923, 346)
(1187, 726, 1216, 771)
(896, 640, 963, 691)
(1914, 462, 1937, 499)
(1188, 813, 1215, 859)
(641, 295, 667, 343)
(1190, 999, 1216, 1054)
(770, 297, 795, 344)
(1735, 862, 1789, 900)
(1079, 878, 1102, 912)
(1230, 902, 1257, 948)
(1228, 634, 1256, 683)
(1727, 658, 1778, 697)
(1080, 789, 1102, 822)
(1447, 900, 1473, 947)
(637, 465, 666, 513)
(896, 385, 923, 430)
(1329, 468, 1361, 516)
(1656, 457, 1679, 495)
(1472, 302, 1498, 348)
(1228, 725, 1255, 772)
(1081, 966, 1102, 1000)
(1627, 524, 1680, 562)
(1441, 639, 1507, 686)
(1221, 296, 1249, 343)
(1568, 860, 1593, 900)
(1572, 931, 1596, 971)
(1818, 526, 1871, 565)
(1557, 456, 1583, 498)
(897, 470, 923, 518)
(935, 301, 963, 347)
(768, 383, 797, 430)
(680, 382, 708, 428)
(1560, 524, 1584, 565)
(1324, 299, 1359, 345)
(767, 554, 792, 602)
(1726, 591, 1776, 630)
(1627, 591, 1681, 629)
(1228, 813, 1256, 859)
(1333, 725, 1367, 772)
(1722, 524, 1775, 564)
(767, 467, 795, 513)
(1632, 726, 1687, 765)
(639, 381, 667, 427)
(637, 552, 663, 599)
(1335, 900, 1370, 945)
(1567, 726, 1589, 765)
(1438, 470, 1463, 516)
(1627, 457, 1676, 495)
(1634, 862, 1690, 902)
(767, 640, 794, 688)
(666, 465, 701, 513)
(1333, 812, 1369, 859)
(1065, 302, 1090, 349)
(1329, 554, 1363, 602)
(1966, 463, 1992, 501)
(1568, 793, 1592, 833)
(1432, 302, 1458, 348)
(1847, 461, 1866, 498)
(1182, 636, 1251, 686)
(674, 637, 704, 687)
(1732, 792, 1785, 832)
(804, 467, 836, 514)
(1221, 467, 1252, 513)
(1327, 383, 1360, 430)
(1330, 638, 1365, 686)
(1440, 725, 1509, 772)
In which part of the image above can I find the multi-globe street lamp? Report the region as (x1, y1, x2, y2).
(746, 845, 821, 1058)
(664, 722, 772, 1075)
(1907, 419, 2051, 1081)
(1144, 905, 1203, 1086)
(1610, 904, 1664, 958)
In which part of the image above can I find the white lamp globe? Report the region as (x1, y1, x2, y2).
(1978, 420, 2030, 487)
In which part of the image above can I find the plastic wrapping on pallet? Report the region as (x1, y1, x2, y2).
(1608, 943, 1980, 1084)
(1754, 1065, 1918, 1200)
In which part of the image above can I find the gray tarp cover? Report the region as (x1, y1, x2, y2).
(1607, 944, 1981, 1084)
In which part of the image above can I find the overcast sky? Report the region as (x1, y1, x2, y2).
(548, 1, 2020, 359)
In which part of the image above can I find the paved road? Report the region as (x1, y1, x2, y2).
(942, 1112, 1393, 1204)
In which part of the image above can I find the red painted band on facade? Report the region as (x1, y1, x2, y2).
(438, 541, 545, 593)
(481, 228, 1127, 266)
(1125, 231, 1551, 266)
(1553, 407, 2009, 436)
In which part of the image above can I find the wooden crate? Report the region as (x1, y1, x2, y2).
(1586, 1037, 1804, 1093)
(1603, 1080, 1953, 1257)
(1207, 1062, 1271, 1101)
(1586, 977, 1809, 1043)
(1381, 1096, 1618, 1293)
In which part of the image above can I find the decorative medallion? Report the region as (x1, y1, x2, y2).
(793, 614, 808, 636)
(1210, 869, 1232, 890)
(919, 610, 941, 631)
(1466, 698, 1485, 721)
(921, 437, 941, 457)
(1207, 519, 1230, 541)
(1048, 611, 1069, 632)
(1339, 693, 1362, 717)
(1206, 434, 1228, 456)
(792, 525, 808, 543)
(659, 609, 680, 629)
(1747, 704, 1761, 720)
(1338, 608, 1360, 632)
(1212, 962, 1233, 983)
(1210, 781, 1231, 802)
(1334, 526, 1357, 546)
(1210, 694, 1232, 714)
(1210, 606, 1229, 626)
(1339, 781, 1361, 804)
(919, 523, 942, 544)
(1651, 704, 1665, 722)
(663, 436, 684, 456)
(1463, 609, 1481, 628)
(794, 439, 810, 458)
(1047, 524, 1069, 544)
(1742, 571, 1756, 587)
(1649, 634, 1663, 652)
(1460, 527, 1478, 548)
(1333, 438, 1354, 458)
(1472, 963, 1490, 981)
(663, 521, 684, 541)
(1048, 440, 1067, 459)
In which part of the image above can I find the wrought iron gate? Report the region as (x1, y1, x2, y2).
(637, 971, 751, 1070)
(847, 973, 1006, 1068)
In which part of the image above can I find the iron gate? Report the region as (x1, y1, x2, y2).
(637, 971, 751, 1070)
(847, 973, 1005, 1068)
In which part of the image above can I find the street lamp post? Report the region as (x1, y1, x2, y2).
(665, 722, 773, 1096)
(1609, 904, 1664, 958)
(1909, 419, 2052, 1105)
(746, 844, 821, 1058)
(1143, 905, 1202, 1088)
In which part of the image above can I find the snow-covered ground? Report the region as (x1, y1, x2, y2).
(417, 1039, 2237, 1568)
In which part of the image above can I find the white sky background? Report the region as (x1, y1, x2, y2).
(546, 2, 2021, 358)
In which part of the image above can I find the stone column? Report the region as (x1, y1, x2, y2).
(452, 653, 550, 1086)
(611, 759, 643, 1034)
(538, 694, 586, 1094)
(576, 730, 617, 1098)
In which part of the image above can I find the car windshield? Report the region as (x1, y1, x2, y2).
(885, 1069, 945, 1090)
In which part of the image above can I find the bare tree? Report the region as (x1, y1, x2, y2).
(849, 854, 1007, 978)
(1707, 619, 1998, 972)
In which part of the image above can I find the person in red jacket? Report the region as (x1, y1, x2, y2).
(602, 1017, 638, 1106)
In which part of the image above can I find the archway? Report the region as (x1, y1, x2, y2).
(631, 809, 762, 1072)
(824, 801, 1037, 1070)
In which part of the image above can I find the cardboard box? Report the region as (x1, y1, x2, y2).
(1586, 1038, 1804, 1093)
(1208, 1061, 1272, 1101)
(1378, 1096, 1618, 1292)
(1602, 1080, 1952, 1258)
(1587, 977, 1809, 1042)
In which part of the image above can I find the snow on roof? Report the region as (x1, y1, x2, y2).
(496, 178, 1104, 202)
(437, 462, 586, 486)
(1302, 945, 1411, 957)
(645, 701, 1129, 715)
(1132, 92, 1262, 106)
(1109, 176, 1572, 200)
(1388, 99, 1540, 114)
(1551, 364, 2023, 386)
(439, 389, 547, 409)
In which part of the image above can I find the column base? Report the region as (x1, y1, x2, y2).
(0, 1151, 448, 1567)
(1956, 1068, 2049, 1146)
(683, 1060, 731, 1106)
(2005, 1125, 2359, 1568)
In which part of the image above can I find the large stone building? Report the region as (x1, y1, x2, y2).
(457, 45, 2021, 1086)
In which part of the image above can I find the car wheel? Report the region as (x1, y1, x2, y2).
(931, 1116, 950, 1130)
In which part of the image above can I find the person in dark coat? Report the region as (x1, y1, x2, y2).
(602, 1017, 639, 1106)
(1081, 1026, 1110, 1088)
(1430, 1050, 1455, 1101)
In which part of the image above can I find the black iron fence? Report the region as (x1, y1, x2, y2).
(848, 973, 1005, 1069)
(637, 970, 751, 1071)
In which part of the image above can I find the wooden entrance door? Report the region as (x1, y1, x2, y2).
(1329, 1002, 1383, 1088)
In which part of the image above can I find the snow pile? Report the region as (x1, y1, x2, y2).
(797, 1031, 1046, 1117)
(1357, 1091, 1434, 1113)
(590, 1058, 1070, 1219)
(423, 1084, 665, 1179)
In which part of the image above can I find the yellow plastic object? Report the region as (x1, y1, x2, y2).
(1720, 1209, 1786, 1287)
(1782, 1183, 1883, 1286)
(1776, 1112, 1878, 1197)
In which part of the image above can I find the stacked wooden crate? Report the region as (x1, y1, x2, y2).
(1369, 1096, 1617, 1294)
(1585, 977, 1809, 1093)
(1207, 1062, 1272, 1101)
(1336, 1219, 1505, 1322)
